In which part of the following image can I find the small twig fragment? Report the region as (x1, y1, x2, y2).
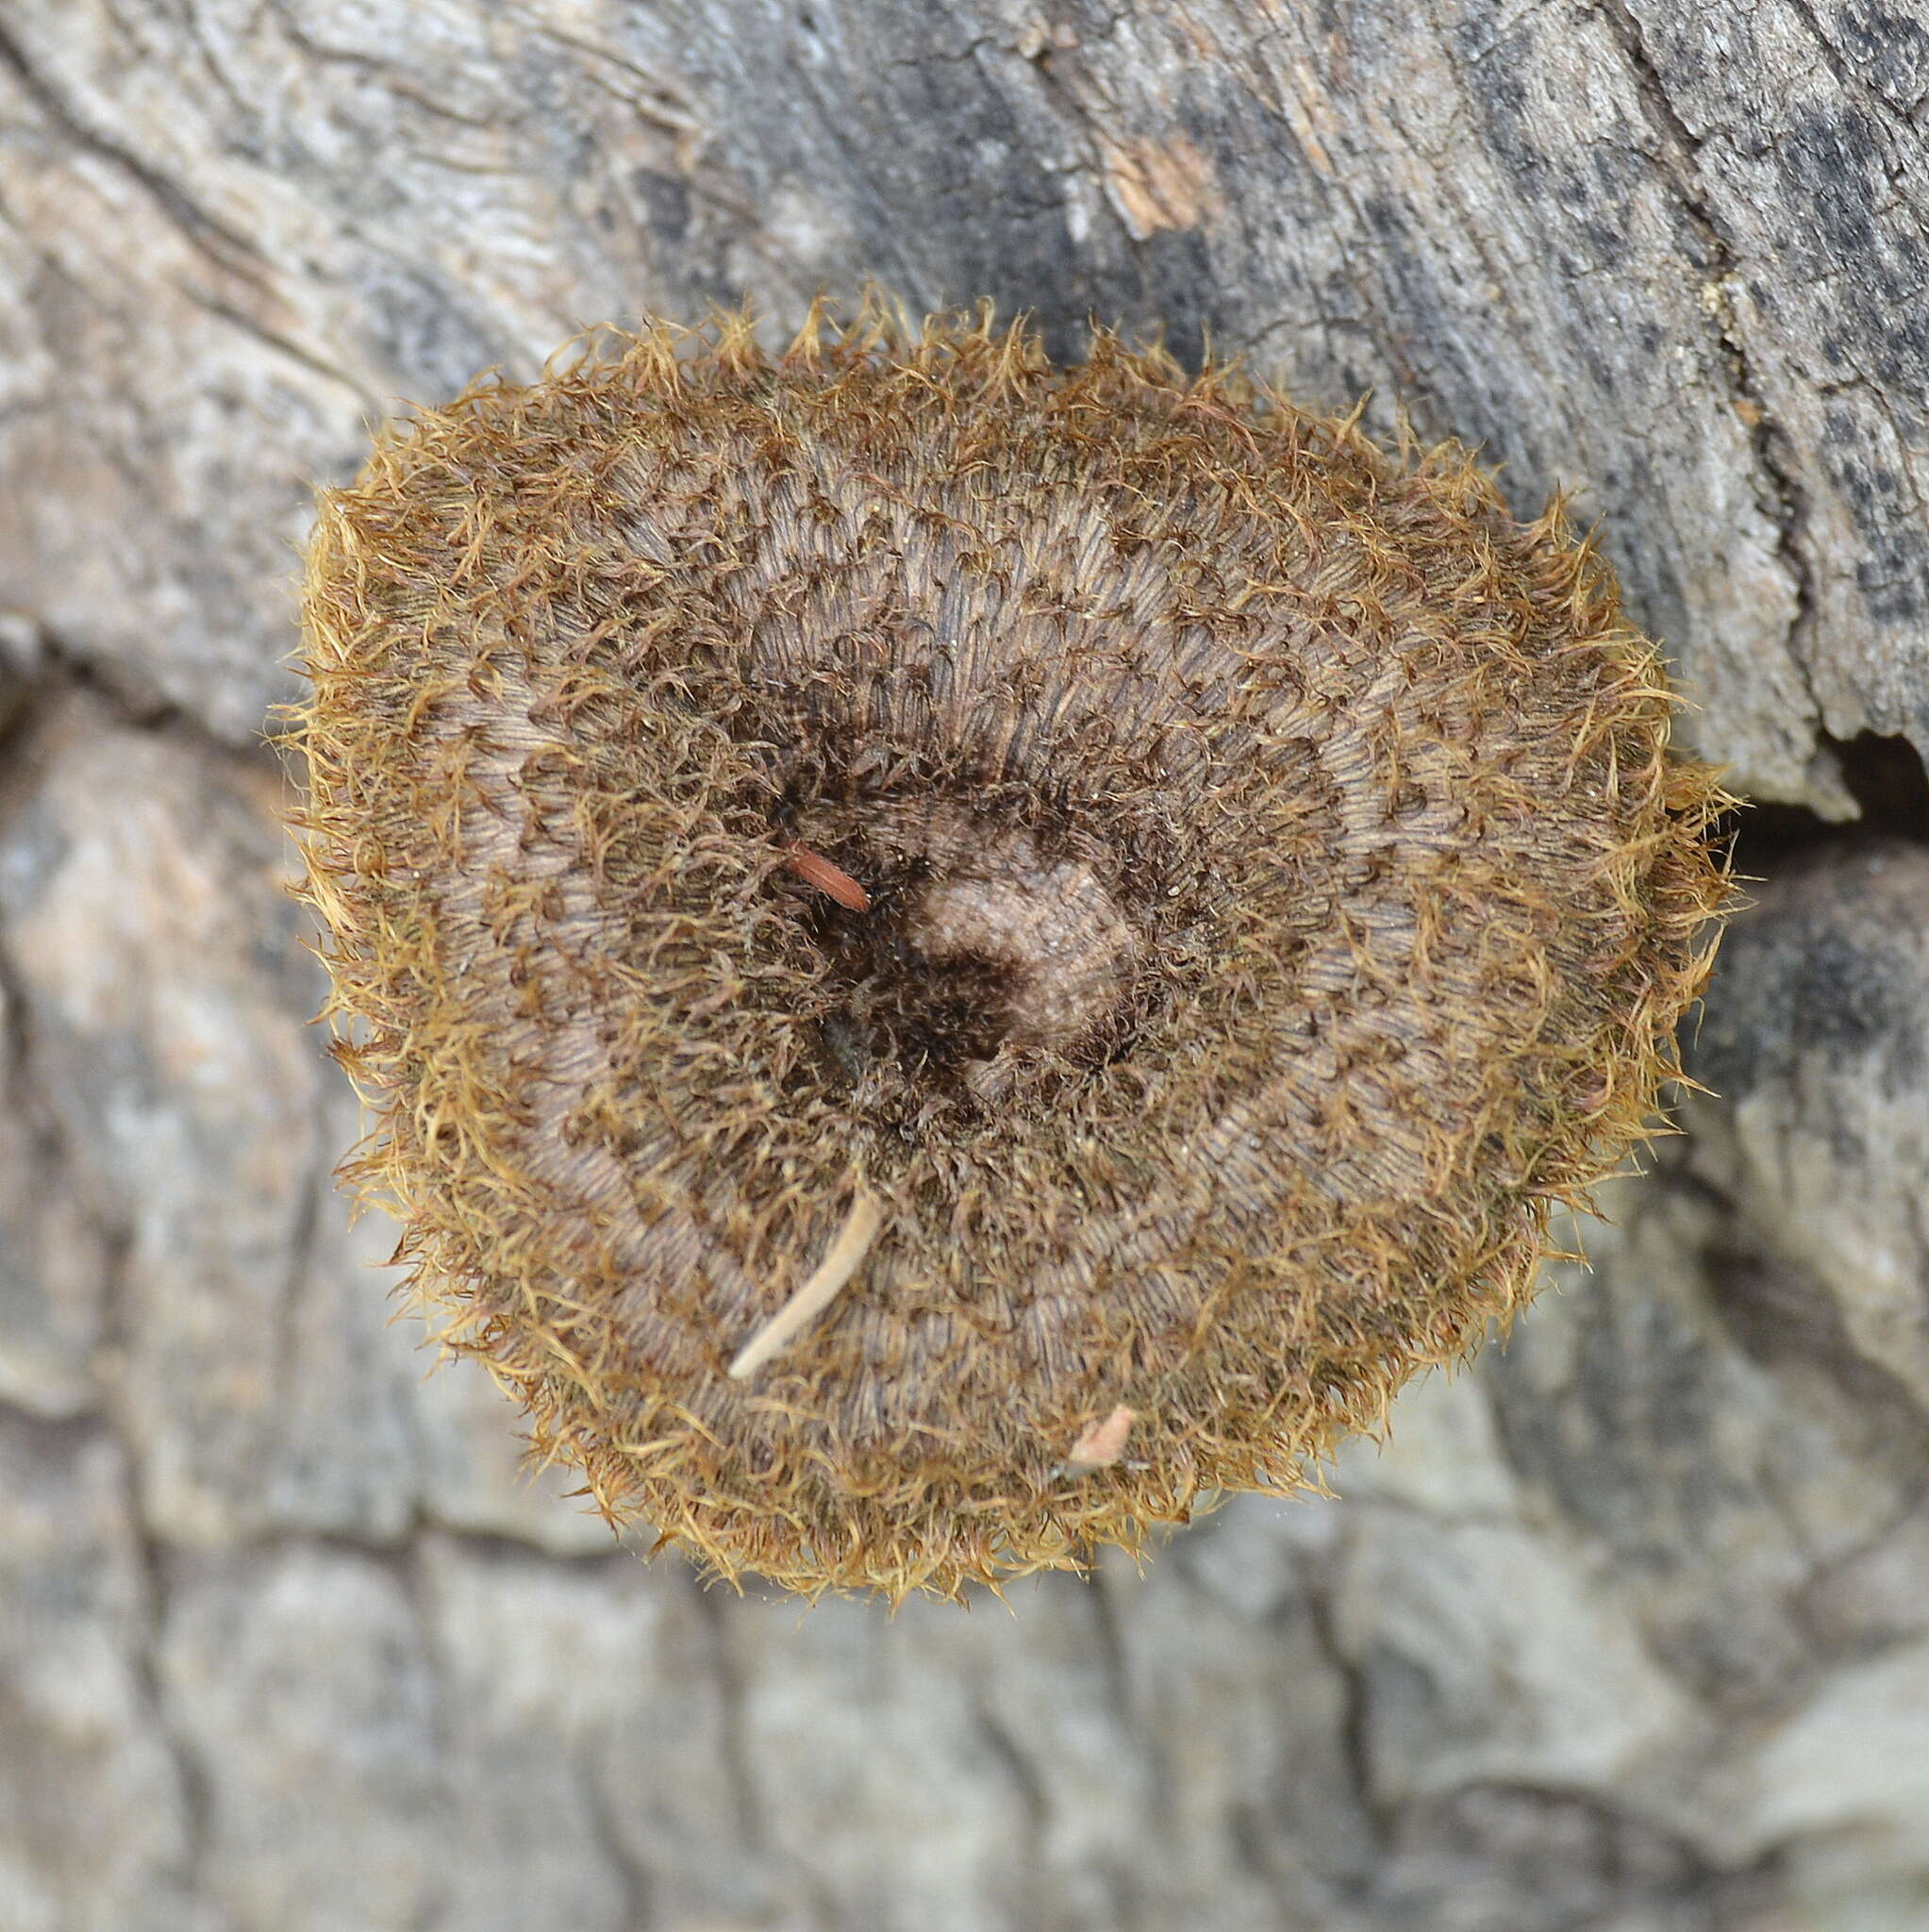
(727, 1191, 883, 1380)
(781, 837, 871, 910)
(1064, 1404, 1139, 1474)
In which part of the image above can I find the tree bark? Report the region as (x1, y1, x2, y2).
(1, 3, 1926, 1928)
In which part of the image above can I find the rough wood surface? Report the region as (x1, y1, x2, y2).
(1, 4, 1926, 1928)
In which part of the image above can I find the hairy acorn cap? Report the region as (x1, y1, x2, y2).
(292, 299, 1731, 1601)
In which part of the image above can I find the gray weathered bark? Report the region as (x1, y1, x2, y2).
(2, 3, 1926, 1928)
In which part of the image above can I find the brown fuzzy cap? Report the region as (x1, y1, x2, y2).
(291, 300, 1731, 1600)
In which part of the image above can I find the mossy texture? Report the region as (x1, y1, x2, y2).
(292, 303, 1730, 1600)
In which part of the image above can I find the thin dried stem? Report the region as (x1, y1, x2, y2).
(728, 1191, 884, 1380)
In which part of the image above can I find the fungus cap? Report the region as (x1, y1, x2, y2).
(291, 302, 1730, 1600)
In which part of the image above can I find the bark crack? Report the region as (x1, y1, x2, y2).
(0, 627, 279, 788)
(578, 1745, 659, 1931)
(686, 1575, 777, 1865)
(1597, 0, 1826, 736)
(0, 908, 214, 1890)
(177, 283, 383, 409)
(0, 19, 267, 285)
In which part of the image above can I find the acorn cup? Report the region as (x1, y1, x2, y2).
(290, 300, 1732, 1600)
